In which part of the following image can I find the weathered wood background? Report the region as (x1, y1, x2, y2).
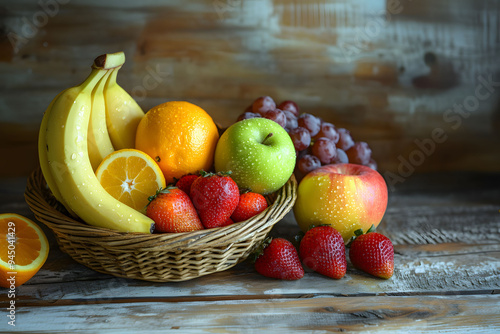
(1, 0, 500, 179)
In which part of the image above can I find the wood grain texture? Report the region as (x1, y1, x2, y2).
(6, 295, 500, 333)
(1, 0, 500, 177)
(9, 241, 499, 306)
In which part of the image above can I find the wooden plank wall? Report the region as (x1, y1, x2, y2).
(1, 0, 499, 179)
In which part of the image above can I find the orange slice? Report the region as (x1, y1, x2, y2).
(96, 149, 166, 212)
(0, 213, 49, 287)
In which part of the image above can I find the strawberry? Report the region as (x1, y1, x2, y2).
(231, 192, 268, 222)
(146, 187, 204, 233)
(190, 171, 240, 229)
(299, 226, 346, 279)
(254, 238, 304, 280)
(348, 228, 394, 279)
(175, 174, 199, 196)
(221, 216, 234, 227)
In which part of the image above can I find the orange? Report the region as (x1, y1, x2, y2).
(135, 101, 219, 184)
(96, 149, 167, 212)
(0, 213, 49, 287)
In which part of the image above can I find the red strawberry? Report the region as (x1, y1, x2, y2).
(190, 171, 240, 229)
(299, 226, 346, 279)
(231, 192, 268, 222)
(146, 187, 204, 233)
(348, 229, 394, 279)
(175, 174, 199, 196)
(221, 216, 234, 227)
(254, 238, 304, 280)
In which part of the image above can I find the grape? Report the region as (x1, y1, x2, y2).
(315, 122, 339, 143)
(263, 109, 287, 128)
(298, 154, 321, 175)
(237, 111, 261, 122)
(277, 100, 299, 117)
(288, 127, 311, 151)
(283, 110, 298, 131)
(366, 158, 378, 170)
(298, 113, 321, 137)
(243, 96, 378, 178)
(331, 148, 349, 164)
(252, 96, 276, 115)
(312, 137, 337, 164)
(337, 128, 355, 151)
(346, 142, 372, 165)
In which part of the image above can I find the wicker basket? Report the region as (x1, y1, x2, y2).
(24, 168, 297, 282)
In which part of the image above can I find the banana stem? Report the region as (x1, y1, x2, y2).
(93, 52, 125, 70)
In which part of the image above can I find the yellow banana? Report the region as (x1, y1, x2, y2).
(88, 52, 125, 170)
(38, 88, 76, 216)
(42, 55, 155, 233)
(87, 69, 114, 171)
(104, 64, 145, 150)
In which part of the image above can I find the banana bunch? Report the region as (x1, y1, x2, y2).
(38, 52, 154, 233)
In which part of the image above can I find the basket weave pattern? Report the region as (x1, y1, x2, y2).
(25, 168, 297, 282)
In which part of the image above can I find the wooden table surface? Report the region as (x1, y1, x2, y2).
(1, 171, 500, 333)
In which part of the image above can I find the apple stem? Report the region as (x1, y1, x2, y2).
(262, 132, 273, 145)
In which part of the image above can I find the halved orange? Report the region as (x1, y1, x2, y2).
(96, 148, 167, 212)
(0, 213, 49, 287)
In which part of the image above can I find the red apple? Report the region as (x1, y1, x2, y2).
(293, 163, 388, 241)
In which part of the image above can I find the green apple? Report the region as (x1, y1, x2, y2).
(214, 118, 296, 195)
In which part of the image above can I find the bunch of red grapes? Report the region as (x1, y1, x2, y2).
(237, 96, 377, 178)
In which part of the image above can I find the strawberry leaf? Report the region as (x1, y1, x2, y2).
(146, 186, 176, 207)
(198, 170, 212, 178)
(354, 228, 364, 237)
(306, 223, 333, 231)
(346, 225, 377, 248)
(293, 231, 305, 248)
(239, 188, 251, 194)
(249, 237, 272, 263)
(346, 229, 364, 248)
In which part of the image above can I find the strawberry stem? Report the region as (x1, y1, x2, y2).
(346, 225, 377, 248)
(199, 170, 232, 178)
(294, 231, 305, 247)
(354, 228, 364, 237)
(249, 237, 272, 263)
(239, 188, 251, 194)
(146, 186, 176, 207)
